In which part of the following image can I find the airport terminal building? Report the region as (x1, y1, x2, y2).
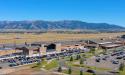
(0, 37, 125, 59)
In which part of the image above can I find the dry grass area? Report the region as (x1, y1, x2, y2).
(7, 68, 59, 75)
(0, 32, 124, 44)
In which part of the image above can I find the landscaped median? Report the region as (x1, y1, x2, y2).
(43, 59, 58, 70)
(72, 64, 111, 71)
(31, 59, 58, 70)
(120, 71, 125, 75)
(119, 65, 125, 75)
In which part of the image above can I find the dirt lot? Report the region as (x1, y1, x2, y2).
(2, 64, 60, 75)
(0, 32, 124, 44)
(7, 68, 60, 75)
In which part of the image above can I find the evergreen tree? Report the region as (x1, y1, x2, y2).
(90, 48, 95, 55)
(80, 70, 83, 75)
(76, 55, 79, 60)
(68, 67, 72, 74)
(80, 58, 83, 64)
(36, 60, 41, 66)
(57, 66, 62, 72)
(70, 56, 73, 61)
(82, 54, 85, 57)
(119, 63, 124, 71)
(79, 55, 81, 59)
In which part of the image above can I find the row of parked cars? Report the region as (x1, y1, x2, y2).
(95, 50, 125, 64)
(46, 49, 85, 60)
(0, 48, 85, 67)
(7, 56, 42, 67)
(111, 50, 125, 64)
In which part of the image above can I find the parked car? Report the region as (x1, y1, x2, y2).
(102, 57, 107, 60)
(86, 69, 95, 73)
(123, 57, 125, 60)
(112, 60, 119, 64)
(116, 56, 123, 59)
(95, 58, 100, 62)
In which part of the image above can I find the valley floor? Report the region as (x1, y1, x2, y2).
(0, 32, 124, 44)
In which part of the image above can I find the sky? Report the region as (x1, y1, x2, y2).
(0, 0, 125, 26)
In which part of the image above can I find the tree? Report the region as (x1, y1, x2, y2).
(57, 66, 62, 72)
(57, 56, 59, 60)
(80, 70, 83, 75)
(68, 67, 72, 74)
(70, 56, 73, 61)
(78, 55, 81, 59)
(82, 54, 85, 57)
(119, 63, 124, 71)
(80, 58, 83, 64)
(36, 60, 41, 66)
(76, 55, 79, 60)
(90, 48, 95, 55)
(103, 49, 107, 54)
(25, 42, 27, 46)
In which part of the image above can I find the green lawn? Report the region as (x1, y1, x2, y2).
(84, 52, 93, 58)
(119, 67, 125, 75)
(72, 64, 111, 71)
(44, 59, 58, 70)
(120, 71, 125, 75)
(31, 59, 58, 70)
(31, 59, 47, 70)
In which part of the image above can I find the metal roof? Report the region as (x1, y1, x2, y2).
(88, 39, 116, 44)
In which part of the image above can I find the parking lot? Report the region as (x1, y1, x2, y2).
(1, 47, 125, 75)
(0, 48, 86, 69)
(0, 56, 42, 68)
(85, 50, 125, 71)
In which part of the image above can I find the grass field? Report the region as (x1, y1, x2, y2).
(62, 69, 93, 75)
(44, 59, 58, 70)
(0, 32, 125, 44)
(120, 67, 125, 75)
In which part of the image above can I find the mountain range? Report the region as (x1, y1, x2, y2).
(0, 20, 124, 30)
